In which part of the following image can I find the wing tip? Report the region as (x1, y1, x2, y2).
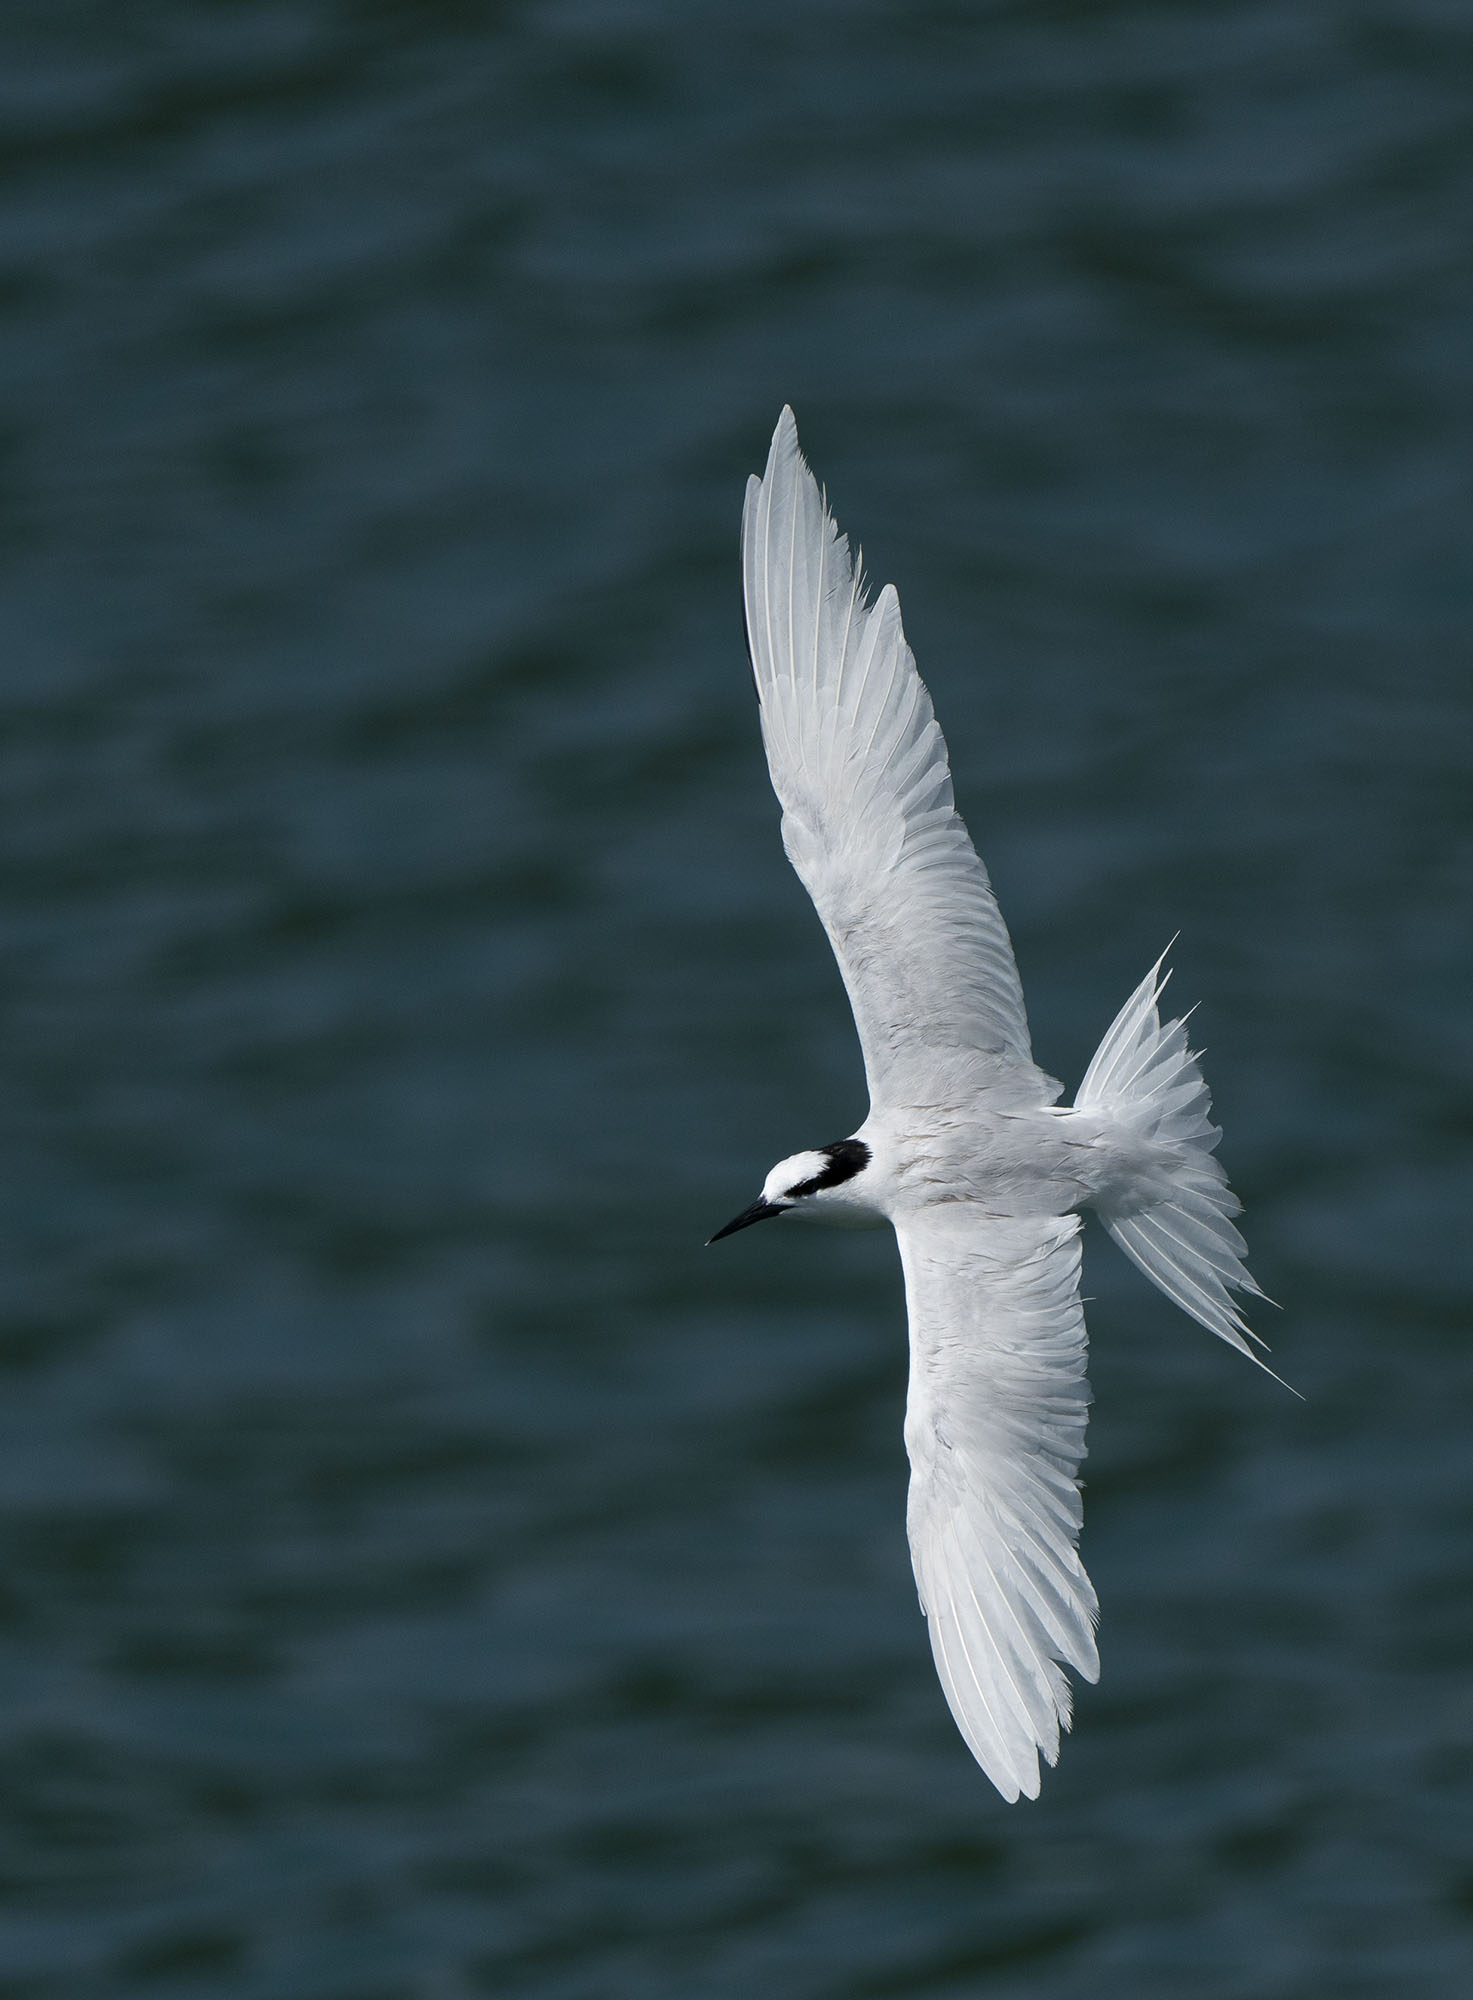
(767, 403, 801, 472)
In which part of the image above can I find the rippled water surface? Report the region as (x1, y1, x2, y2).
(2, 4, 1471, 1995)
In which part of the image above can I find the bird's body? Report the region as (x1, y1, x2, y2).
(760, 1104, 1174, 1232)
(711, 410, 1275, 1802)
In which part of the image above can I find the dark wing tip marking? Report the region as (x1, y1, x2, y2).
(742, 602, 760, 701)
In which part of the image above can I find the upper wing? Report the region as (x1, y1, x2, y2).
(897, 1205, 1099, 1801)
(742, 408, 1058, 1113)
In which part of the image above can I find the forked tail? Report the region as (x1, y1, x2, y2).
(1075, 951, 1284, 1382)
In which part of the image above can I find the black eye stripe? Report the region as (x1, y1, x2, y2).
(786, 1139, 871, 1199)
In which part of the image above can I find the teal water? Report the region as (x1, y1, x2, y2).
(1, 4, 1471, 1995)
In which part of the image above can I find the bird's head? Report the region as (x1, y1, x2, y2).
(706, 1138, 874, 1243)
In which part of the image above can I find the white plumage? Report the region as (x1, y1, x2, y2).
(712, 408, 1277, 1802)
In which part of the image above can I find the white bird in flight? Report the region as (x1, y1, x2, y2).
(709, 408, 1279, 1802)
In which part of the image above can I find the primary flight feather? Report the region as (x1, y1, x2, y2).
(709, 409, 1277, 1802)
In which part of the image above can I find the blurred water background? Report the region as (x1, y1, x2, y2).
(1, 3, 1471, 1995)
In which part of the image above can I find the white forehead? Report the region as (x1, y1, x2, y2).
(762, 1151, 829, 1202)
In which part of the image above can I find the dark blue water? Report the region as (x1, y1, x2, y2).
(1, 4, 1470, 1995)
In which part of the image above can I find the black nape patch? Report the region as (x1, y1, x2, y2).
(787, 1139, 871, 1200)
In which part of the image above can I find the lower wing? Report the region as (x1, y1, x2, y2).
(897, 1206, 1099, 1801)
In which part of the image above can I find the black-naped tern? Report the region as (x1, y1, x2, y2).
(709, 408, 1281, 1802)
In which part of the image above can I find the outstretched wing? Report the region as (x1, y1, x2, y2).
(742, 408, 1058, 1113)
(897, 1206, 1099, 1801)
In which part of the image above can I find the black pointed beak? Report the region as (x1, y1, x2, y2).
(706, 1200, 788, 1245)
